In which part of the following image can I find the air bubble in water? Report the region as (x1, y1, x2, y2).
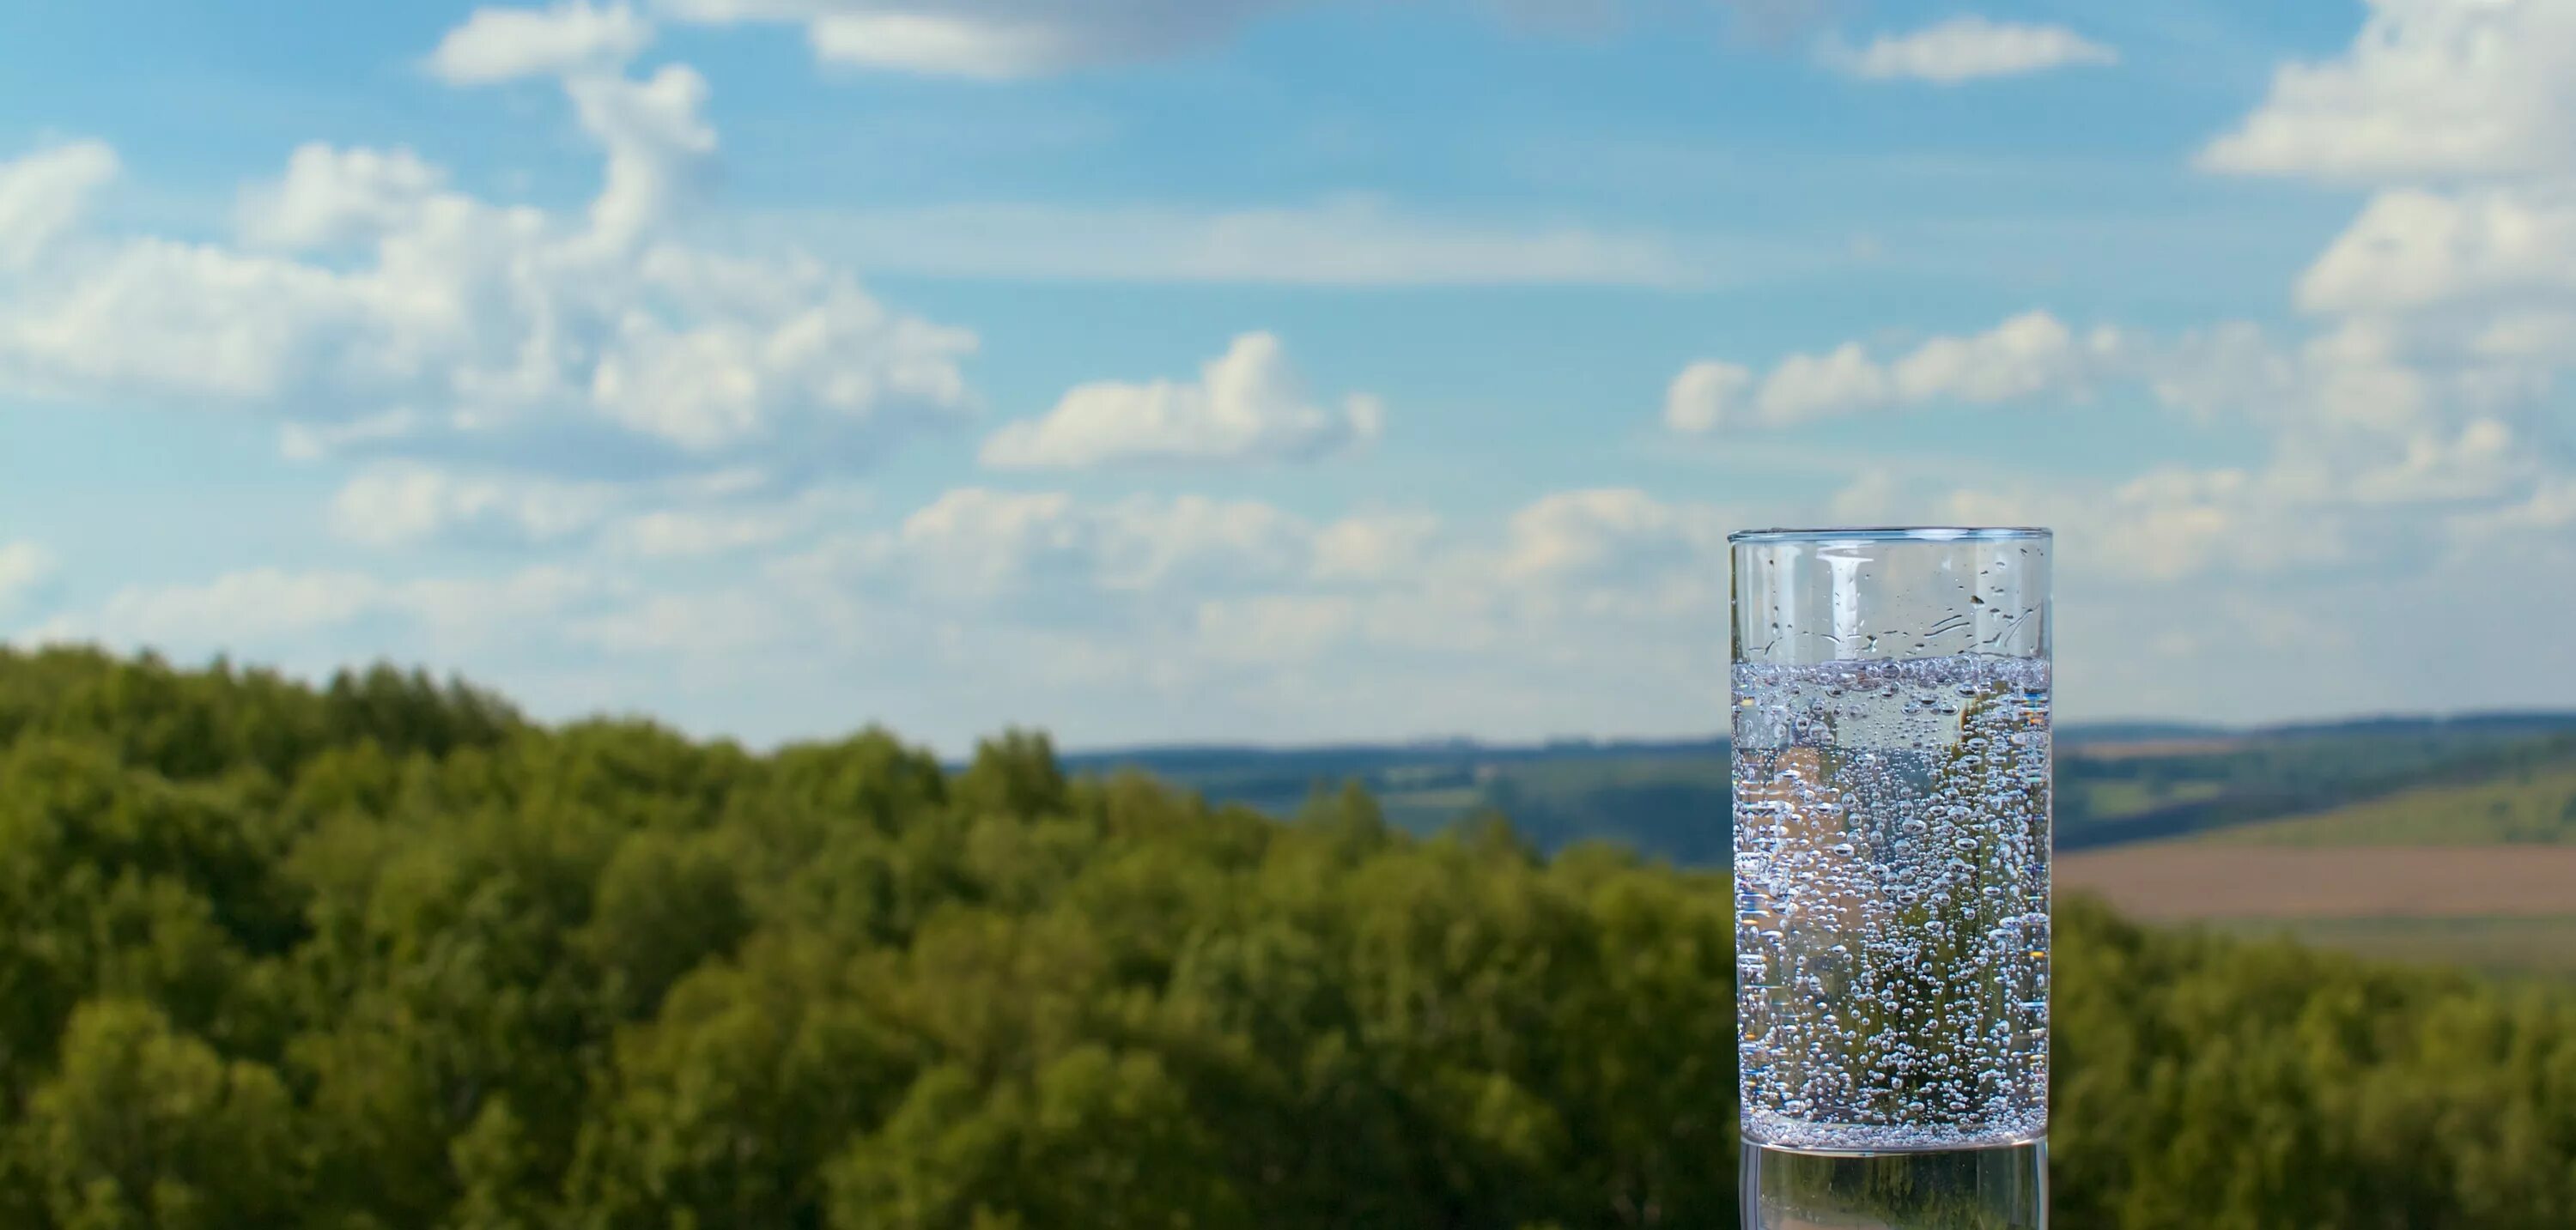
(1733, 652, 2050, 1152)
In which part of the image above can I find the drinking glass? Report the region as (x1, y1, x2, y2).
(1731, 527, 2052, 1229)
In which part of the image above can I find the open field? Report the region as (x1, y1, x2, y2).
(2201, 766, 2576, 846)
(2207, 915, 2576, 979)
(2056, 845, 2576, 920)
(2062, 737, 2245, 761)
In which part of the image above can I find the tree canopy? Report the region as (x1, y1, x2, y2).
(1, 645, 2571, 1227)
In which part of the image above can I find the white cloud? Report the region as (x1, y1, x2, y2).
(1889, 311, 2100, 403)
(1754, 342, 1893, 422)
(2452, 474, 2576, 540)
(0, 28, 974, 478)
(2082, 467, 2353, 582)
(660, 0, 1820, 80)
(1698, 5, 2576, 593)
(2344, 418, 2526, 504)
(2288, 320, 2440, 432)
(981, 332, 1382, 469)
(325, 461, 871, 560)
(654, 0, 1279, 78)
(2140, 321, 2298, 421)
(2199, 0, 2576, 181)
(866, 488, 1315, 599)
(1091, 495, 1314, 591)
(766, 197, 1692, 287)
(804, 13, 1139, 79)
(1500, 488, 1727, 582)
(40, 569, 386, 648)
(329, 465, 621, 548)
(605, 506, 798, 558)
(401, 567, 606, 639)
(1905, 417, 2533, 585)
(1662, 361, 1751, 433)
(1823, 16, 2117, 84)
(0, 542, 56, 611)
(2140, 318, 2447, 433)
(29, 566, 605, 657)
(26, 0, 2576, 751)
(565, 64, 716, 249)
(0, 141, 117, 270)
(428, 0, 654, 84)
(750, 482, 1750, 736)
(576, 590, 786, 653)
(866, 488, 1078, 598)
(2297, 185, 2576, 316)
(1667, 310, 2115, 429)
(240, 144, 447, 251)
(1192, 594, 1358, 664)
(1826, 469, 1900, 523)
(1310, 512, 1439, 583)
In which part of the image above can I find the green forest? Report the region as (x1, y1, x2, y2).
(3, 645, 2573, 1228)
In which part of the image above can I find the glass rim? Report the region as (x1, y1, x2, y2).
(1726, 525, 2051, 545)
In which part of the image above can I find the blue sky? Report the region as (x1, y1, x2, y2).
(3, 0, 2571, 751)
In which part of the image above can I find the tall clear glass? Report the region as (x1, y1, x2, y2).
(1731, 527, 2052, 1229)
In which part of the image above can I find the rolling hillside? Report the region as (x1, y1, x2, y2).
(1068, 717, 2576, 864)
(1087, 719, 2576, 977)
(2200, 766, 2576, 845)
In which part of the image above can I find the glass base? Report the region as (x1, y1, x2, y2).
(1741, 1138, 2046, 1229)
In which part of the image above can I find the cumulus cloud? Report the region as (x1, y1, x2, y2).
(1875, 414, 2532, 585)
(325, 461, 872, 560)
(428, 0, 654, 84)
(239, 145, 447, 251)
(662, 0, 1799, 80)
(659, 0, 1826, 80)
(2452, 475, 2576, 540)
(981, 332, 1382, 469)
(28, 566, 605, 657)
(1662, 361, 1751, 433)
(2199, 0, 2576, 181)
(0, 542, 56, 611)
(26, 0, 2576, 748)
(1499, 488, 1728, 584)
(1666, 311, 2119, 429)
(1309, 512, 1440, 583)
(1755, 342, 1893, 421)
(2343, 418, 2526, 505)
(565, 64, 717, 249)
(1822, 16, 2117, 84)
(2184, 2, 2576, 529)
(605, 505, 804, 558)
(0, 141, 117, 270)
(765, 197, 1692, 287)
(753, 483, 1744, 714)
(60, 569, 386, 646)
(329, 465, 622, 548)
(2080, 467, 2354, 582)
(2296, 185, 2576, 316)
(0, 16, 973, 482)
(650, 0, 1281, 78)
(872, 488, 1314, 598)
(575, 590, 787, 654)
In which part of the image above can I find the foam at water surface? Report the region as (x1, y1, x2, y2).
(1734, 653, 2050, 1152)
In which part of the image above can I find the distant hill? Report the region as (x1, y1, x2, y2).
(1063, 714, 2576, 864)
(2055, 721, 2232, 745)
(2200, 765, 2576, 846)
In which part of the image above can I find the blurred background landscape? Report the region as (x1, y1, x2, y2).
(1084, 708, 2576, 976)
(4, 0, 2574, 1224)
(3, 647, 2572, 1227)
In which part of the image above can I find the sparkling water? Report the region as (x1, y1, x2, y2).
(1733, 652, 2050, 1153)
